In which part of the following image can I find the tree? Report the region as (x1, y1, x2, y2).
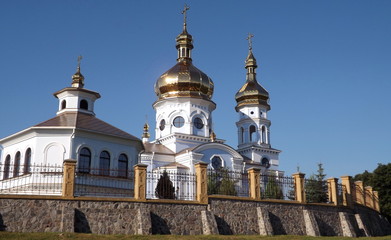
(305, 163, 328, 203)
(207, 168, 237, 196)
(354, 163, 391, 221)
(155, 170, 175, 199)
(263, 175, 284, 199)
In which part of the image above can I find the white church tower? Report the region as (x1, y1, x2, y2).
(153, 6, 217, 153)
(235, 34, 281, 172)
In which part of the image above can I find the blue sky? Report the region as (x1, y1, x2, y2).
(1, 0, 390, 178)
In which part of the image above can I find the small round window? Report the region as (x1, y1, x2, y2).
(193, 117, 204, 129)
(159, 119, 166, 131)
(173, 116, 185, 128)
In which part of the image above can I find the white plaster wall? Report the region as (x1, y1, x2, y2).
(154, 98, 215, 140)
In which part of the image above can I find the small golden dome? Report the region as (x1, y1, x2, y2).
(154, 6, 214, 101)
(72, 56, 84, 88)
(235, 50, 270, 111)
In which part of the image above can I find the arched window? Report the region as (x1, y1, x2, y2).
(79, 148, 91, 173)
(181, 48, 185, 57)
(13, 152, 21, 177)
(80, 99, 88, 110)
(99, 151, 110, 176)
(261, 126, 266, 143)
(249, 125, 256, 142)
(24, 148, 31, 174)
(118, 154, 128, 178)
(61, 100, 66, 110)
(240, 127, 244, 144)
(3, 155, 11, 180)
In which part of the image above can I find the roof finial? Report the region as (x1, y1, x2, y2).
(246, 33, 254, 51)
(181, 4, 190, 31)
(77, 55, 83, 72)
(71, 55, 85, 88)
(210, 130, 216, 142)
(142, 117, 150, 143)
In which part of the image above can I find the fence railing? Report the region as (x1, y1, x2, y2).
(0, 164, 63, 195)
(261, 174, 295, 200)
(75, 168, 134, 198)
(146, 170, 196, 200)
(0, 162, 381, 212)
(207, 169, 249, 197)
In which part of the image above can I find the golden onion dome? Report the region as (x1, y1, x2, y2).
(154, 7, 214, 101)
(235, 49, 270, 111)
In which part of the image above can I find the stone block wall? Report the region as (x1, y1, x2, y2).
(0, 197, 390, 236)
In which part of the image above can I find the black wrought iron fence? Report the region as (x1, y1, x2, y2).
(0, 164, 63, 195)
(75, 167, 134, 198)
(146, 170, 196, 200)
(337, 183, 344, 205)
(304, 178, 329, 203)
(207, 169, 249, 197)
(260, 174, 295, 200)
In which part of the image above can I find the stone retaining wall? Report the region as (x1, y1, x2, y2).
(0, 197, 389, 236)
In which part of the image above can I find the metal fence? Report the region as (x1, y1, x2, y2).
(207, 169, 249, 197)
(146, 170, 196, 200)
(75, 168, 134, 198)
(260, 174, 295, 200)
(304, 178, 329, 203)
(337, 183, 344, 205)
(0, 164, 63, 195)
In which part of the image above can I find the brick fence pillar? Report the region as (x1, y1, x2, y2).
(292, 172, 306, 203)
(195, 162, 208, 204)
(248, 168, 261, 200)
(373, 191, 380, 212)
(62, 159, 77, 198)
(327, 178, 339, 206)
(355, 181, 365, 205)
(134, 164, 148, 201)
(340, 176, 353, 208)
(365, 186, 373, 209)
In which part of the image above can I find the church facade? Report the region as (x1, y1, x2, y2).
(139, 10, 282, 199)
(0, 9, 281, 197)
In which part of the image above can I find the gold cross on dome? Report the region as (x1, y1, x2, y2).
(182, 4, 190, 26)
(246, 33, 254, 51)
(77, 55, 83, 68)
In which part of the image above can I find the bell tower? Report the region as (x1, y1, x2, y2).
(235, 34, 280, 170)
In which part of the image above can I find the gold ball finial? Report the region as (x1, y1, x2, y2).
(210, 131, 216, 142)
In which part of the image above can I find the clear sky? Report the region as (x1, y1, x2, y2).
(0, 0, 390, 178)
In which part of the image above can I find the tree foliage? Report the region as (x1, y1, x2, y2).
(263, 175, 284, 199)
(305, 163, 328, 203)
(155, 170, 175, 199)
(207, 168, 237, 196)
(354, 163, 391, 220)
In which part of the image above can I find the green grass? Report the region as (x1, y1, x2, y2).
(0, 233, 390, 240)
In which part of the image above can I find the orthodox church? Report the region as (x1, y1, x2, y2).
(140, 10, 281, 176)
(0, 8, 282, 195)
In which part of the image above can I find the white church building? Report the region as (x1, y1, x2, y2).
(0, 8, 282, 198)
